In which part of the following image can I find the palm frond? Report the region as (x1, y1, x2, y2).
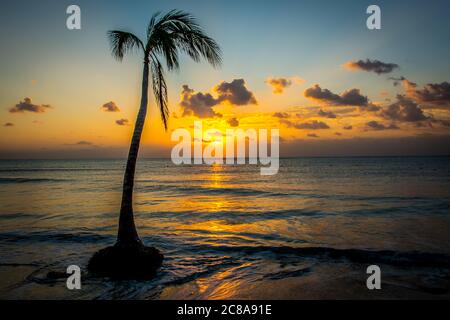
(108, 31, 144, 61)
(150, 55, 169, 130)
(146, 11, 161, 40)
(146, 10, 222, 70)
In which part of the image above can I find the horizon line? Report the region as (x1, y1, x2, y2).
(1, 154, 449, 161)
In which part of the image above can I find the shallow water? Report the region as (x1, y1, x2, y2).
(0, 157, 449, 299)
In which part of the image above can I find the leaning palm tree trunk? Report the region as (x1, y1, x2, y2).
(117, 61, 149, 245)
(88, 10, 221, 279)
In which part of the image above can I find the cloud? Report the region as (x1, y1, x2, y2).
(317, 109, 337, 118)
(389, 76, 406, 87)
(65, 140, 97, 147)
(304, 85, 369, 107)
(214, 79, 257, 105)
(272, 112, 291, 118)
(307, 133, 319, 138)
(366, 121, 399, 131)
(9, 97, 51, 113)
(4, 122, 14, 127)
(180, 85, 222, 118)
(363, 103, 382, 112)
(380, 95, 429, 122)
(402, 80, 450, 108)
(343, 59, 399, 75)
(266, 77, 291, 94)
(343, 125, 353, 130)
(282, 119, 330, 130)
(227, 117, 239, 127)
(265, 76, 303, 94)
(116, 118, 129, 126)
(180, 79, 256, 118)
(297, 120, 330, 129)
(101, 101, 121, 112)
(75, 141, 93, 145)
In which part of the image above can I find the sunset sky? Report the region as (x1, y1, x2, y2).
(0, 0, 449, 158)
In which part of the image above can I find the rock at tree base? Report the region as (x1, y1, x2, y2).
(88, 244, 163, 279)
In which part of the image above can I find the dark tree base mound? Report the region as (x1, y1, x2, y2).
(88, 243, 163, 279)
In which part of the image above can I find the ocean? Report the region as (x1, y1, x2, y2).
(0, 157, 449, 299)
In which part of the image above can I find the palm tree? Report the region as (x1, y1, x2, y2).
(88, 10, 221, 278)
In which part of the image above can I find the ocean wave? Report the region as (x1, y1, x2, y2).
(0, 212, 38, 220)
(0, 231, 112, 243)
(180, 244, 450, 268)
(136, 183, 450, 204)
(0, 177, 69, 184)
(263, 267, 312, 280)
(0, 168, 118, 173)
(138, 184, 291, 197)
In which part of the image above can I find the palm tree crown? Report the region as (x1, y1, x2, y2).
(108, 10, 222, 129)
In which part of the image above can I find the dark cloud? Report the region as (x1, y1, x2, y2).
(180, 79, 256, 118)
(343, 125, 353, 130)
(75, 141, 93, 145)
(363, 103, 382, 112)
(317, 109, 337, 118)
(380, 95, 429, 122)
(180, 85, 222, 118)
(101, 101, 121, 112)
(265, 77, 295, 94)
(344, 59, 399, 74)
(272, 112, 291, 119)
(65, 141, 97, 147)
(366, 121, 399, 131)
(335, 132, 342, 136)
(116, 118, 129, 126)
(282, 119, 330, 130)
(307, 133, 319, 138)
(4, 122, 14, 127)
(304, 85, 369, 107)
(297, 120, 330, 130)
(403, 80, 450, 108)
(214, 79, 257, 105)
(389, 76, 406, 87)
(9, 97, 51, 113)
(227, 117, 239, 127)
